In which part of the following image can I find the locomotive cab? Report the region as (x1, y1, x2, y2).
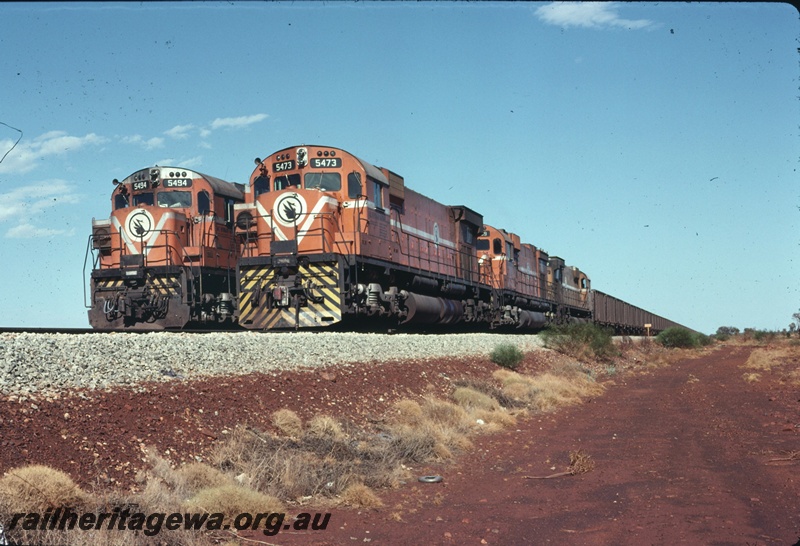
(87, 167, 244, 329)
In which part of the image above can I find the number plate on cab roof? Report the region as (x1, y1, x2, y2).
(310, 158, 341, 168)
(164, 179, 192, 188)
(273, 160, 295, 172)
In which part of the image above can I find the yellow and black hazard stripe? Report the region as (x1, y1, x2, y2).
(238, 262, 342, 330)
(94, 275, 181, 297)
(145, 273, 182, 297)
(94, 278, 125, 291)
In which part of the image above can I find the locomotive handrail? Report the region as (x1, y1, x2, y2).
(83, 236, 96, 308)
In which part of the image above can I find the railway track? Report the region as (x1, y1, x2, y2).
(0, 327, 243, 335)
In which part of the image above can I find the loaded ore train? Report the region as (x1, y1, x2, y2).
(86, 145, 688, 334)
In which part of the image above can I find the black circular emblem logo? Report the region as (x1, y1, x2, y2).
(274, 193, 306, 226)
(125, 209, 154, 240)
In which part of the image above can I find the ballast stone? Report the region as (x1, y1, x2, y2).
(0, 332, 545, 398)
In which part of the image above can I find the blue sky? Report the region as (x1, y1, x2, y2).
(0, 1, 797, 334)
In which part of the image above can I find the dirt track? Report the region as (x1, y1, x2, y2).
(1, 344, 798, 545)
(269, 345, 800, 546)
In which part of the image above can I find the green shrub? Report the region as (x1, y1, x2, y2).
(696, 333, 715, 347)
(715, 326, 739, 341)
(656, 327, 699, 348)
(540, 322, 618, 362)
(490, 343, 524, 370)
(752, 329, 778, 343)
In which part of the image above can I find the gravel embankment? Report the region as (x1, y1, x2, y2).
(0, 332, 545, 397)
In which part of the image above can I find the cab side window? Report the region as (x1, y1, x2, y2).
(254, 175, 270, 197)
(373, 180, 383, 209)
(493, 238, 502, 255)
(114, 193, 129, 210)
(348, 172, 362, 199)
(224, 198, 235, 227)
(198, 191, 211, 215)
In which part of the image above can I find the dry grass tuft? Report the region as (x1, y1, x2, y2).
(339, 483, 383, 508)
(742, 372, 761, 383)
(420, 397, 473, 432)
(473, 408, 517, 429)
(744, 345, 799, 371)
(568, 449, 595, 475)
(184, 484, 284, 516)
(782, 369, 800, 385)
(176, 462, 233, 495)
(744, 348, 781, 371)
(306, 415, 346, 441)
(493, 368, 603, 412)
(453, 378, 525, 409)
(272, 408, 304, 437)
(453, 386, 500, 411)
(0, 465, 89, 513)
(211, 419, 407, 501)
(391, 399, 425, 426)
(387, 423, 449, 462)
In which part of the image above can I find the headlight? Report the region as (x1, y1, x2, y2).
(236, 211, 255, 230)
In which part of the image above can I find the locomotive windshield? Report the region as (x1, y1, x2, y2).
(133, 192, 154, 206)
(114, 194, 129, 210)
(274, 174, 300, 191)
(158, 191, 192, 208)
(304, 172, 341, 191)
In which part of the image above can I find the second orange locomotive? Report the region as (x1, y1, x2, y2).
(233, 144, 590, 330)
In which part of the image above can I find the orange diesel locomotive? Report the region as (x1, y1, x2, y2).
(233, 144, 588, 330)
(476, 225, 591, 329)
(86, 166, 244, 329)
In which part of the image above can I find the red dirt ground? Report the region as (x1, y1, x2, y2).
(1, 344, 799, 545)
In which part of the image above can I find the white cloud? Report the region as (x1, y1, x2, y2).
(180, 156, 203, 169)
(210, 114, 268, 130)
(122, 134, 165, 150)
(165, 124, 195, 139)
(153, 156, 203, 169)
(0, 180, 81, 238)
(35, 132, 104, 155)
(118, 114, 266, 152)
(0, 132, 107, 174)
(5, 223, 75, 239)
(535, 2, 652, 30)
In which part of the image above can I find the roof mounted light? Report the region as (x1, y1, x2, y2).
(296, 147, 308, 167)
